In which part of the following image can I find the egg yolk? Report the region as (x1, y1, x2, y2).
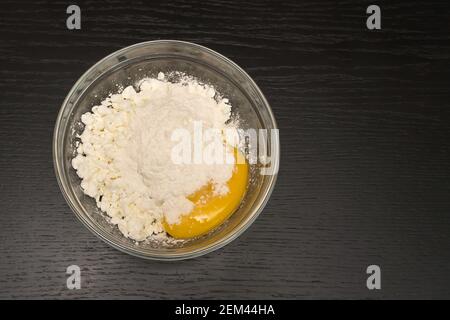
(163, 149, 248, 239)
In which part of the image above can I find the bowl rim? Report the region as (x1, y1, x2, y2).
(53, 40, 280, 260)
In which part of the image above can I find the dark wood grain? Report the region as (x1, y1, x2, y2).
(1, 0, 450, 299)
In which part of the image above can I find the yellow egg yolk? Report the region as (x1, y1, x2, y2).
(163, 149, 248, 239)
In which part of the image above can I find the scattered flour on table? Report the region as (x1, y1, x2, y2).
(72, 72, 236, 241)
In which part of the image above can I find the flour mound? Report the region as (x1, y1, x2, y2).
(72, 73, 235, 241)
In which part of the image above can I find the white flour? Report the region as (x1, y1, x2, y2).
(72, 73, 235, 241)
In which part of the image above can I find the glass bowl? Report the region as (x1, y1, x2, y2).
(53, 40, 279, 260)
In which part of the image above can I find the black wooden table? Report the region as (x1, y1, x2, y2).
(1, 0, 449, 299)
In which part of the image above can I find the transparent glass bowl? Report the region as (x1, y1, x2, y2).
(53, 40, 279, 260)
